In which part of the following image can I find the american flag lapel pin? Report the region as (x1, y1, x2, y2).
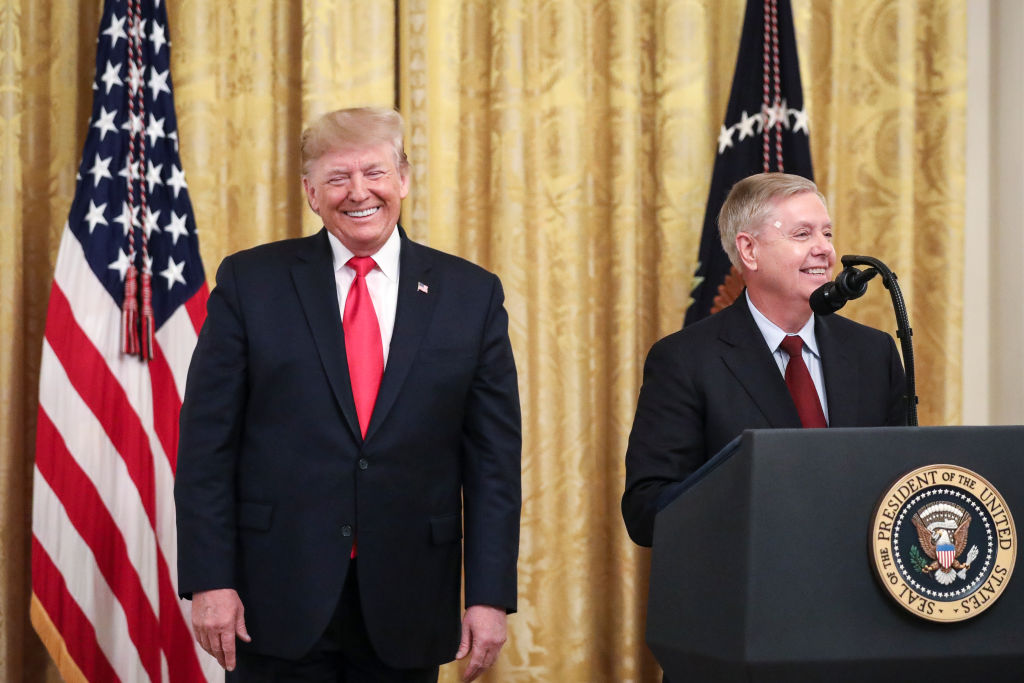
(417, 281, 429, 294)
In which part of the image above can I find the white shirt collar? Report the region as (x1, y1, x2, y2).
(326, 226, 401, 282)
(745, 291, 820, 358)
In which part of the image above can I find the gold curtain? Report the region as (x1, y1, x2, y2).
(0, 1, 965, 681)
(795, 0, 966, 427)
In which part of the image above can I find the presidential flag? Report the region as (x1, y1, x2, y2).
(684, 0, 814, 325)
(30, 0, 219, 680)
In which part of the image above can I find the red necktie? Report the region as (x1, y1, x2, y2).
(344, 256, 383, 438)
(779, 335, 827, 429)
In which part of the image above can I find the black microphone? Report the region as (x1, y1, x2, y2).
(809, 265, 877, 315)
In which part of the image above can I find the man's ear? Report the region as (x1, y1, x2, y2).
(398, 166, 411, 200)
(736, 232, 758, 271)
(302, 176, 319, 214)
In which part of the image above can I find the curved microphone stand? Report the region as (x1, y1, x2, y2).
(837, 255, 918, 426)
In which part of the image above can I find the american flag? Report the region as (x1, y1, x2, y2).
(30, 0, 220, 680)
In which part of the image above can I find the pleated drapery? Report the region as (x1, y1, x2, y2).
(0, 1, 965, 680)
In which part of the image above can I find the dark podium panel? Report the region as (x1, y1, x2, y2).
(648, 426, 1024, 682)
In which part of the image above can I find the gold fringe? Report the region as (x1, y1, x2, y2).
(30, 593, 89, 683)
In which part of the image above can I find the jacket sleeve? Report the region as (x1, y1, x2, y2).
(461, 275, 522, 612)
(621, 337, 708, 547)
(174, 256, 248, 598)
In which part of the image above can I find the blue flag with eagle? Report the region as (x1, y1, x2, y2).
(684, 0, 814, 325)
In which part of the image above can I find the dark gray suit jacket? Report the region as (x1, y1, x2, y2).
(622, 297, 906, 547)
(175, 227, 521, 667)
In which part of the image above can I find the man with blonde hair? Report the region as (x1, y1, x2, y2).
(622, 172, 906, 547)
(176, 107, 521, 681)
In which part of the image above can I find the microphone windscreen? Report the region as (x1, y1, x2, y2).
(809, 283, 845, 316)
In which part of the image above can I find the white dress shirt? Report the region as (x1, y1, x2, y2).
(746, 292, 830, 424)
(327, 227, 401, 366)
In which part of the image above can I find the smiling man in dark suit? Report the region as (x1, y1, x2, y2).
(622, 172, 907, 548)
(175, 107, 521, 681)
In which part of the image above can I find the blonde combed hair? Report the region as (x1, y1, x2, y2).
(300, 107, 410, 176)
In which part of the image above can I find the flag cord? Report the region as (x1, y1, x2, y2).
(770, 0, 784, 171)
(761, 0, 784, 173)
(122, 0, 154, 360)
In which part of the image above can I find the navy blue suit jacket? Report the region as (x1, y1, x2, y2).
(175, 228, 521, 667)
(622, 297, 907, 547)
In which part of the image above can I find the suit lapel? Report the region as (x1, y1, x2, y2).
(291, 229, 361, 440)
(717, 300, 803, 428)
(364, 231, 437, 442)
(816, 315, 858, 427)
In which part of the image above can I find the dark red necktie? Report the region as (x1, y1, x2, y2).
(779, 335, 827, 428)
(344, 256, 383, 438)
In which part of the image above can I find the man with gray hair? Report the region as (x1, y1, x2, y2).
(622, 172, 906, 547)
(175, 107, 521, 681)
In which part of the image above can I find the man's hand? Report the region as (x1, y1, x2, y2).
(191, 588, 251, 671)
(455, 604, 507, 681)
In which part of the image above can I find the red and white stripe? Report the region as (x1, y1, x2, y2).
(937, 546, 956, 570)
(32, 227, 222, 682)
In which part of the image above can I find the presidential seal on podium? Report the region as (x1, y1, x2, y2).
(870, 464, 1016, 622)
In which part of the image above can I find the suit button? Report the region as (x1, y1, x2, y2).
(341, 525, 353, 537)
(358, 458, 369, 470)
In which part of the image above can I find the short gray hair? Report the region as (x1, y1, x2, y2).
(717, 173, 826, 268)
